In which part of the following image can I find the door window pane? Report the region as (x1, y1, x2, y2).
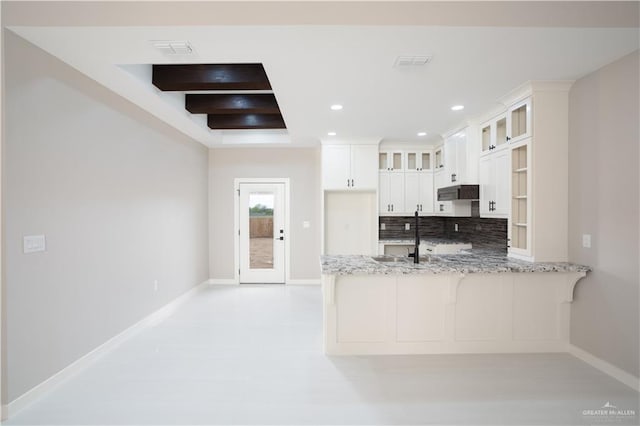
(249, 192, 274, 269)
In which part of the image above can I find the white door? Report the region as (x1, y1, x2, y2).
(239, 183, 285, 283)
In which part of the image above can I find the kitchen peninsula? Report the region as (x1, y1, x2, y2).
(321, 253, 589, 355)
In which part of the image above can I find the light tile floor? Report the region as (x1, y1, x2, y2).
(4, 285, 639, 425)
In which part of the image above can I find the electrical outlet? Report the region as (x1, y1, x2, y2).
(582, 234, 592, 248)
(405, 223, 410, 230)
(23, 235, 46, 254)
(380, 223, 386, 230)
(454, 223, 459, 232)
(302, 221, 310, 228)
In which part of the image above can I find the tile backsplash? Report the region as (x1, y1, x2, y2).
(379, 216, 508, 251)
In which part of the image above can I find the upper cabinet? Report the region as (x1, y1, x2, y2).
(379, 151, 404, 172)
(405, 150, 432, 172)
(479, 150, 510, 218)
(507, 98, 532, 144)
(322, 144, 378, 190)
(378, 146, 435, 216)
(480, 97, 532, 154)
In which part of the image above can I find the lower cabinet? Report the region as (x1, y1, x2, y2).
(323, 272, 586, 355)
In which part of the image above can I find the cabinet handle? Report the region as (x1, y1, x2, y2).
(439, 204, 444, 212)
(351, 179, 354, 187)
(506, 136, 511, 142)
(417, 204, 420, 211)
(391, 204, 394, 212)
(347, 179, 350, 188)
(451, 173, 457, 182)
(387, 204, 390, 212)
(420, 204, 423, 212)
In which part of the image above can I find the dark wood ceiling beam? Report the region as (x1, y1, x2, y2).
(153, 64, 272, 91)
(186, 94, 280, 115)
(207, 114, 286, 130)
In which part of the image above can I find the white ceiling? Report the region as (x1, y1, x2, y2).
(8, 23, 638, 148)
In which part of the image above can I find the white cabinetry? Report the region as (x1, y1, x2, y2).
(378, 149, 404, 214)
(476, 82, 571, 262)
(379, 147, 435, 216)
(322, 144, 378, 190)
(443, 133, 467, 185)
(405, 172, 434, 214)
(479, 150, 510, 217)
(480, 98, 532, 154)
(379, 171, 404, 214)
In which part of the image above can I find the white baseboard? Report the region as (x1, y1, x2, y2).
(208, 278, 239, 285)
(569, 343, 640, 392)
(287, 279, 321, 285)
(7, 280, 209, 418)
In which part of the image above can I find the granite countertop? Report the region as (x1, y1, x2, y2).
(380, 238, 471, 245)
(320, 251, 590, 275)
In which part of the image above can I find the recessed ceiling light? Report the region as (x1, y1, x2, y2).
(330, 104, 343, 111)
(328, 132, 337, 136)
(417, 132, 427, 137)
(451, 105, 465, 111)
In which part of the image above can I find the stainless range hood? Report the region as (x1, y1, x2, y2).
(437, 185, 479, 201)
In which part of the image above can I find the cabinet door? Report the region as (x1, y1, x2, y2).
(454, 132, 467, 184)
(479, 155, 495, 216)
(433, 170, 447, 215)
(481, 121, 493, 153)
(418, 172, 434, 214)
(479, 152, 509, 217)
(444, 137, 457, 184)
(507, 98, 532, 144)
(322, 145, 350, 190)
(434, 147, 444, 170)
(351, 145, 378, 190)
(404, 172, 421, 213)
(493, 150, 510, 216)
(388, 172, 405, 213)
(379, 172, 391, 214)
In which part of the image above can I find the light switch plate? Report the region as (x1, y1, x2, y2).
(380, 223, 386, 230)
(405, 223, 410, 230)
(23, 235, 46, 254)
(302, 221, 310, 229)
(582, 234, 591, 248)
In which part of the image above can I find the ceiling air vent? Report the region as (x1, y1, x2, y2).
(394, 55, 432, 67)
(151, 41, 194, 56)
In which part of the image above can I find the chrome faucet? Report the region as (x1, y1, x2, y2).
(408, 210, 420, 263)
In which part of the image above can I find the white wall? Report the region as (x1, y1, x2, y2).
(3, 33, 209, 402)
(568, 50, 639, 378)
(209, 148, 321, 281)
(324, 192, 377, 255)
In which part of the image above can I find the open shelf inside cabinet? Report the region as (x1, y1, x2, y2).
(511, 145, 528, 250)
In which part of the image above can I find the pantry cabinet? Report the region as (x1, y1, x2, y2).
(322, 144, 378, 190)
(487, 82, 571, 262)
